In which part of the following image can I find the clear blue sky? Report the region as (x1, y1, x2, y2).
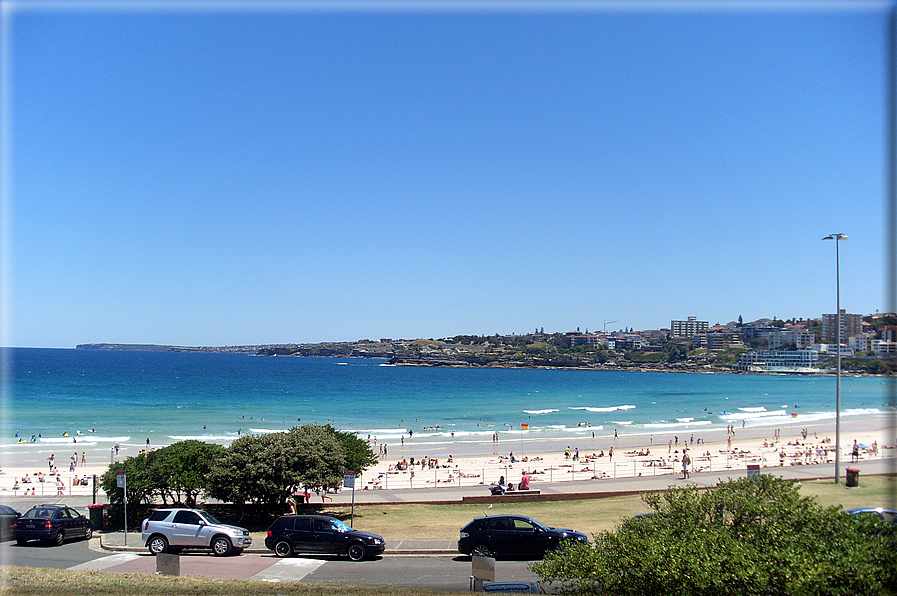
(1, 1, 890, 348)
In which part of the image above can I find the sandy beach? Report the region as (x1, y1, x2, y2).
(0, 413, 892, 501)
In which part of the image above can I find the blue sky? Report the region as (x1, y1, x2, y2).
(1, 1, 890, 348)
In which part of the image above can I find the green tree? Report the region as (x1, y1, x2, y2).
(100, 453, 157, 506)
(324, 425, 378, 477)
(208, 425, 347, 513)
(532, 475, 897, 595)
(150, 440, 224, 507)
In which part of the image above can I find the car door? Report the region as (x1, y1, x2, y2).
(509, 517, 546, 556)
(290, 517, 316, 553)
(485, 517, 516, 555)
(64, 508, 85, 538)
(52, 508, 70, 538)
(312, 518, 343, 554)
(171, 510, 206, 547)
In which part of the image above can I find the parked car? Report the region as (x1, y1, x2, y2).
(846, 508, 897, 524)
(14, 504, 92, 546)
(0, 505, 20, 541)
(141, 508, 251, 556)
(265, 514, 385, 561)
(458, 514, 588, 559)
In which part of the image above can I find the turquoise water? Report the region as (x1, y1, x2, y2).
(1, 348, 891, 462)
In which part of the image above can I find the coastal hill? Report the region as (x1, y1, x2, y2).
(77, 315, 897, 375)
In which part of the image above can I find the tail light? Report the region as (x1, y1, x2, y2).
(267, 530, 274, 538)
(45, 521, 53, 530)
(143, 521, 149, 531)
(11, 520, 16, 530)
(460, 532, 469, 538)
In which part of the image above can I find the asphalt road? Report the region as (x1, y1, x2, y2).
(1, 537, 541, 591)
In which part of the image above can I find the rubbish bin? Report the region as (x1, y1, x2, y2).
(88, 504, 105, 531)
(845, 467, 859, 487)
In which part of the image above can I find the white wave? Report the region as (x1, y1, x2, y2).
(168, 434, 240, 442)
(738, 407, 767, 413)
(523, 409, 558, 415)
(610, 421, 634, 426)
(720, 410, 786, 421)
(677, 418, 694, 423)
(350, 428, 410, 436)
(569, 405, 636, 413)
(643, 420, 713, 429)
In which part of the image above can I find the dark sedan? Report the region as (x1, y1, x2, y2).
(0, 505, 20, 541)
(846, 508, 897, 524)
(265, 515, 385, 561)
(14, 505, 92, 546)
(458, 514, 588, 559)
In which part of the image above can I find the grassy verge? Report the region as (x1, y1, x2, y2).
(299, 473, 897, 541)
(0, 566, 457, 596)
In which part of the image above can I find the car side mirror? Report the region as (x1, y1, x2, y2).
(198, 520, 206, 526)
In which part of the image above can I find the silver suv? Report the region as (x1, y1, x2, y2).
(141, 508, 251, 556)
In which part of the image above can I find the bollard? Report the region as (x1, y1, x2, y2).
(156, 553, 180, 576)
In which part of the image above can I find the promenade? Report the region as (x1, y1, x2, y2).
(79, 457, 896, 554)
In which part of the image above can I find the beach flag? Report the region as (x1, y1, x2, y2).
(791, 412, 798, 418)
(520, 423, 529, 430)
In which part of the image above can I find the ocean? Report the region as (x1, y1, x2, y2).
(1, 348, 892, 464)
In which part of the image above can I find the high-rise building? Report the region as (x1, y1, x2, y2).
(670, 316, 708, 337)
(822, 310, 863, 344)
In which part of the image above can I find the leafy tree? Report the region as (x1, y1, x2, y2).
(150, 440, 224, 507)
(532, 475, 897, 595)
(208, 424, 347, 513)
(324, 425, 378, 476)
(100, 453, 157, 506)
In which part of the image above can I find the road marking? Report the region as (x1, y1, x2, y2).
(69, 553, 142, 571)
(250, 557, 327, 582)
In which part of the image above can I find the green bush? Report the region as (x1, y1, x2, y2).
(532, 475, 897, 595)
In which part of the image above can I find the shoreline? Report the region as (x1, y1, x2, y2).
(0, 413, 892, 500)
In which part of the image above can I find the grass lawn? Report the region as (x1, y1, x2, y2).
(300, 473, 897, 541)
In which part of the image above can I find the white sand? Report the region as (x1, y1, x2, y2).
(0, 413, 892, 499)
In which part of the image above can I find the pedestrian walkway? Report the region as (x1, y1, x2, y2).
(91, 458, 895, 556)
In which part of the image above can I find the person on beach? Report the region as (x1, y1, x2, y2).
(47, 454, 55, 469)
(851, 440, 859, 463)
(682, 450, 691, 479)
(520, 471, 530, 490)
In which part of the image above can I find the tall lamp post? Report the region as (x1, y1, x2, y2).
(823, 233, 847, 483)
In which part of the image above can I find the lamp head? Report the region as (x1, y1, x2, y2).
(822, 233, 848, 241)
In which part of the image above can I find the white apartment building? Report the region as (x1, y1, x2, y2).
(670, 316, 708, 337)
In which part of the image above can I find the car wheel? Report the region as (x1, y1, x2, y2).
(274, 540, 293, 558)
(53, 531, 64, 547)
(471, 544, 493, 558)
(148, 535, 169, 555)
(84, 527, 93, 541)
(347, 542, 366, 561)
(212, 536, 233, 556)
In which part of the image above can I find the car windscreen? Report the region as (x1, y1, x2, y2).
(331, 519, 352, 532)
(197, 511, 222, 525)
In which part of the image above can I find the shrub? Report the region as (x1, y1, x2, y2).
(531, 475, 897, 595)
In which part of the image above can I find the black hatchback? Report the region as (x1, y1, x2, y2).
(14, 505, 93, 546)
(264, 515, 385, 561)
(458, 514, 588, 559)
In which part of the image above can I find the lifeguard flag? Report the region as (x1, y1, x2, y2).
(520, 423, 529, 430)
(791, 412, 798, 418)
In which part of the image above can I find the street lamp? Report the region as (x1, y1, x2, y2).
(822, 233, 847, 483)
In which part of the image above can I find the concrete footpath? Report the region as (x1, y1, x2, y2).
(84, 458, 896, 556)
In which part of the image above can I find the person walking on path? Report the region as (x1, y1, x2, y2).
(681, 450, 691, 479)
